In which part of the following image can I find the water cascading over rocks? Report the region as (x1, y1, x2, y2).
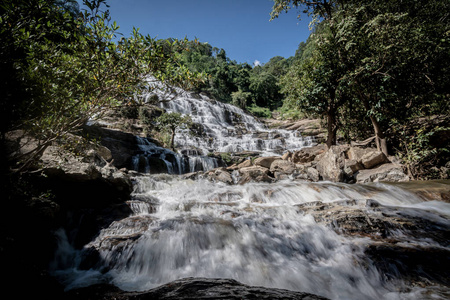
(130, 81, 314, 175)
(51, 82, 450, 299)
(53, 175, 450, 299)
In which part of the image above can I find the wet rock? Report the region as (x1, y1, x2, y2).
(207, 167, 234, 184)
(384, 180, 450, 203)
(147, 157, 169, 174)
(365, 243, 450, 286)
(65, 278, 329, 300)
(295, 198, 450, 286)
(356, 163, 410, 183)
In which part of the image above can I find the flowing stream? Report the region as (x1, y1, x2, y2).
(53, 176, 450, 299)
(52, 84, 450, 299)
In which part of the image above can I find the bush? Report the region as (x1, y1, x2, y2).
(247, 104, 272, 119)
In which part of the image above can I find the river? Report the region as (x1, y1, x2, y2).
(51, 83, 450, 299)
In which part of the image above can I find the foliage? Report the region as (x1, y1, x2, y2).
(272, 0, 450, 176)
(0, 0, 204, 171)
(231, 90, 252, 109)
(154, 112, 192, 150)
(247, 104, 272, 119)
(390, 116, 450, 179)
(175, 40, 293, 112)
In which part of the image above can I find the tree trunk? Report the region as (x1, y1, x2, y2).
(170, 129, 176, 151)
(361, 97, 388, 156)
(368, 114, 388, 156)
(326, 110, 338, 148)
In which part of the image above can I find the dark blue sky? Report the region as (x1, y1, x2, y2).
(79, 0, 312, 65)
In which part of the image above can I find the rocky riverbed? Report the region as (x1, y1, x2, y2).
(2, 85, 449, 299)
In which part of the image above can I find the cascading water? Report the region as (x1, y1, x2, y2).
(157, 88, 314, 156)
(52, 82, 449, 299)
(129, 80, 314, 175)
(53, 175, 450, 300)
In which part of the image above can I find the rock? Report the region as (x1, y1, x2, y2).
(307, 167, 321, 182)
(295, 198, 449, 287)
(237, 159, 253, 168)
(344, 159, 364, 176)
(347, 146, 371, 162)
(356, 163, 410, 183)
(382, 180, 450, 203)
(254, 156, 278, 168)
(291, 144, 327, 164)
(40, 146, 103, 181)
(273, 171, 289, 180)
(82, 125, 143, 169)
(95, 145, 113, 161)
(281, 151, 292, 161)
(360, 150, 389, 169)
(65, 278, 329, 300)
(238, 166, 272, 184)
(182, 172, 201, 180)
(147, 157, 169, 174)
(316, 145, 348, 182)
(208, 167, 233, 184)
(347, 146, 389, 169)
(270, 159, 296, 174)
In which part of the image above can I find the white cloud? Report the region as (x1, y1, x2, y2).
(253, 60, 261, 67)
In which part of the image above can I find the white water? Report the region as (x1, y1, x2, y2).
(130, 83, 314, 174)
(54, 82, 449, 298)
(130, 82, 314, 174)
(53, 175, 450, 300)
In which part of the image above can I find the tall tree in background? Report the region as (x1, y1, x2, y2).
(272, 0, 449, 158)
(273, 0, 348, 148)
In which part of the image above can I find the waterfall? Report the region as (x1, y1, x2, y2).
(52, 81, 449, 299)
(130, 81, 313, 174)
(53, 176, 450, 299)
(159, 93, 314, 156)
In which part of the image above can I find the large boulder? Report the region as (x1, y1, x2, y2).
(360, 151, 389, 169)
(65, 278, 329, 300)
(82, 125, 144, 169)
(347, 146, 389, 169)
(291, 144, 327, 164)
(270, 159, 296, 174)
(39, 145, 133, 204)
(253, 156, 278, 168)
(238, 166, 272, 184)
(356, 163, 410, 183)
(316, 145, 348, 182)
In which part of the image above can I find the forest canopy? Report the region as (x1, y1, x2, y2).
(270, 0, 450, 178)
(1, 0, 448, 179)
(0, 0, 204, 171)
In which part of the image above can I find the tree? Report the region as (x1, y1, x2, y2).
(274, 1, 348, 148)
(273, 0, 450, 163)
(0, 0, 203, 171)
(155, 112, 192, 151)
